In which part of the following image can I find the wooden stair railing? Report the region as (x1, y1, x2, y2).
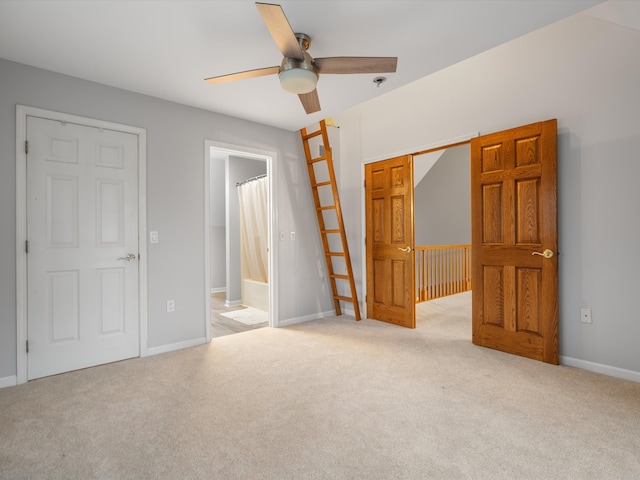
(300, 120, 361, 320)
(416, 244, 472, 302)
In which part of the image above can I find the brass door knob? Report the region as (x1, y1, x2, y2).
(532, 249, 554, 259)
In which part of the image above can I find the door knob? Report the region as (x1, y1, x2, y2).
(117, 253, 137, 262)
(532, 249, 554, 259)
(398, 246, 413, 253)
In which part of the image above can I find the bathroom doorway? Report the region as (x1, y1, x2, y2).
(204, 141, 278, 340)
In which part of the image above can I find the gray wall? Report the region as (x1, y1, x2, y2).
(210, 157, 226, 291)
(335, 13, 640, 377)
(0, 58, 332, 380)
(414, 145, 470, 246)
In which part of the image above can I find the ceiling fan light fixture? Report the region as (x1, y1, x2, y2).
(279, 68, 318, 94)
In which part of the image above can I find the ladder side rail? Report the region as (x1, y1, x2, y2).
(319, 121, 361, 320)
(300, 121, 360, 320)
(301, 125, 342, 315)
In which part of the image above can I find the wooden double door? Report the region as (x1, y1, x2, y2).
(365, 120, 558, 364)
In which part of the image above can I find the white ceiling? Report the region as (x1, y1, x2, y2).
(0, 0, 622, 131)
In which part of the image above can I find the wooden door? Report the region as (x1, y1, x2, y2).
(471, 119, 558, 364)
(27, 116, 140, 379)
(365, 155, 415, 328)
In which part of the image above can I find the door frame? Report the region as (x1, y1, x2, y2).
(15, 105, 148, 385)
(203, 140, 278, 341)
(360, 132, 478, 319)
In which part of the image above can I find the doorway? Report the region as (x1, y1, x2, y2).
(204, 141, 278, 341)
(363, 120, 559, 364)
(363, 143, 471, 329)
(414, 145, 471, 303)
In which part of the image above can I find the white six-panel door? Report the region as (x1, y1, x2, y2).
(26, 116, 139, 380)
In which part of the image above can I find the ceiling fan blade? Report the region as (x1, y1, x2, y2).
(299, 89, 321, 114)
(315, 57, 398, 74)
(204, 66, 280, 85)
(255, 2, 304, 60)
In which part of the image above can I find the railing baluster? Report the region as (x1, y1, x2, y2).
(415, 244, 472, 303)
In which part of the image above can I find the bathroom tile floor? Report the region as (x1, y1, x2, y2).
(210, 292, 268, 338)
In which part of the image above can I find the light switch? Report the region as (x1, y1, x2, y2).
(150, 231, 159, 244)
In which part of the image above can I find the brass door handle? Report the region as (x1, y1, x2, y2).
(398, 246, 413, 253)
(532, 249, 554, 259)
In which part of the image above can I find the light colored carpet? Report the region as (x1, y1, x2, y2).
(220, 306, 268, 325)
(1, 292, 639, 479)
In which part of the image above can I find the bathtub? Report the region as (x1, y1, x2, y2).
(241, 278, 269, 312)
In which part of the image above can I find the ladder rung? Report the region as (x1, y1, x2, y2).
(327, 252, 345, 257)
(321, 229, 340, 234)
(335, 295, 355, 303)
(301, 130, 323, 140)
(317, 206, 336, 211)
(308, 155, 327, 164)
(313, 181, 332, 188)
(330, 274, 349, 280)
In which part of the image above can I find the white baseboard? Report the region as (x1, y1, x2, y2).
(146, 337, 208, 357)
(225, 299, 242, 307)
(210, 287, 226, 294)
(341, 307, 362, 318)
(0, 375, 17, 389)
(278, 310, 338, 327)
(560, 356, 640, 383)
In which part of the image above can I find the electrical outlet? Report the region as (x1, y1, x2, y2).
(581, 308, 592, 324)
(167, 300, 175, 313)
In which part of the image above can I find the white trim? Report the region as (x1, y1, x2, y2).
(560, 356, 640, 383)
(15, 105, 148, 383)
(341, 307, 357, 318)
(147, 337, 207, 357)
(278, 310, 337, 327)
(360, 164, 367, 320)
(204, 140, 279, 335)
(210, 287, 226, 294)
(138, 130, 149, 358)
(203, 142, 212, 343)
(225, 299, 242, 308)
(362, 132, 479, 165)
(0, 376, 17, 389)
(15, 107, 28, 384)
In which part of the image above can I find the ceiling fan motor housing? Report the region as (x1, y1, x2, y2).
(278, 33, 318, 94)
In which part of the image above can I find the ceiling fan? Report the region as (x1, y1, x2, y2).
(204, 2, 398, 114)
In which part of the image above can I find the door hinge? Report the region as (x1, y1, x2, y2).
(24, 140, 29, 155)
(25, 240, 29, 254)
(26, 340, 29, 354)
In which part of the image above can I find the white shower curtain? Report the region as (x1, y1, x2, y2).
(237, 176, 268, 283)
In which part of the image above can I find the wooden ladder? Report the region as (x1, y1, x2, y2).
(300, 120, 361, 320)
